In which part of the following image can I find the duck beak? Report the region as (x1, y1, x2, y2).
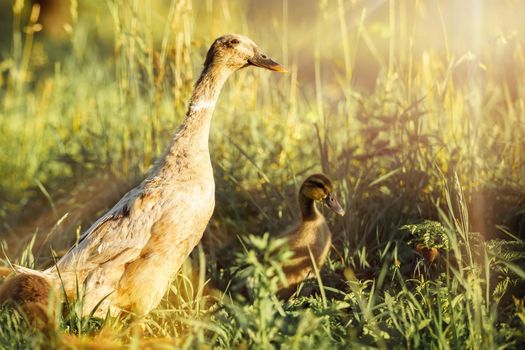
(324, 194, 345, 216)
(248, 49, 287, 73)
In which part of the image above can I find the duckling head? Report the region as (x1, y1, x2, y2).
(203, 34, 287, 73)
(300, 174, 345, 216)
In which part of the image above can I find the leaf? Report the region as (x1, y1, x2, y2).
(369, 168, 400, 188)
(417, 319, 431, 330)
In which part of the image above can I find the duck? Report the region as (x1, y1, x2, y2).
(277, 173, 345, 298)
(13, 34, 286, 317)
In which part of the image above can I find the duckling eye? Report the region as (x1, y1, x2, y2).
(230, 39, 240, 45)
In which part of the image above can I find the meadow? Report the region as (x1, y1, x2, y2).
(1, 0, 525, 348)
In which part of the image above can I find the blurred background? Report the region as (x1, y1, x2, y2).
(0, 0, 524, 263)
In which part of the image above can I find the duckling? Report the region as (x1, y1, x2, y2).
(0, 274, 54, 328)
(16, 34, 286, 317)
(278, 174, 345, 298)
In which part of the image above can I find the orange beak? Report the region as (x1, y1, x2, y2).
(248, 50, 287, 73)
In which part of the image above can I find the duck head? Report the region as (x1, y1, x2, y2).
(204, 34, 287, 73)
(300, 174, 345, 216)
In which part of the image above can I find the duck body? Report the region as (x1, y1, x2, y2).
(14, 34, 286, 316)
(50, 148, 215, 315)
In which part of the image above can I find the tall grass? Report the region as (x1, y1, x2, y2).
(0, 0, 524, 348)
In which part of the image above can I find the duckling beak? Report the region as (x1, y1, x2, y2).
(324, 194, 345, 216)
(248, 50, 287, 73)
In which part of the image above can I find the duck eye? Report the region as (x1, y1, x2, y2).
(231, 39, 240, 45)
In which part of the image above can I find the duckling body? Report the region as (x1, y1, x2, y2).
(0, 273, 51, 307)
(280, 216, 332, 288)
(278, 174, 344, 297)
(0, 274, 53, 328)
(15, 34, 285, 316)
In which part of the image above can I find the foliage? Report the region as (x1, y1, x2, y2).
(0, 0, 524, 349)
(403, 220, 450, 250)
(0, 307, 50, 350)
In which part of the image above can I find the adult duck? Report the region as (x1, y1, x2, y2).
(16, 34, 286, 316)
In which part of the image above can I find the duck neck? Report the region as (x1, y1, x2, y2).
(179, 63, 230, 148)
(153, 63, 231, 177)
(299, 193, 320, 221)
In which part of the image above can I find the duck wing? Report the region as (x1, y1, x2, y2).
(47, 185, 154, 275)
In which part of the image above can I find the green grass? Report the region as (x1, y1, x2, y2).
(1, 0, 525, 348)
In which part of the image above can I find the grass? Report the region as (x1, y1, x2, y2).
(1, 0, 525, 348)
